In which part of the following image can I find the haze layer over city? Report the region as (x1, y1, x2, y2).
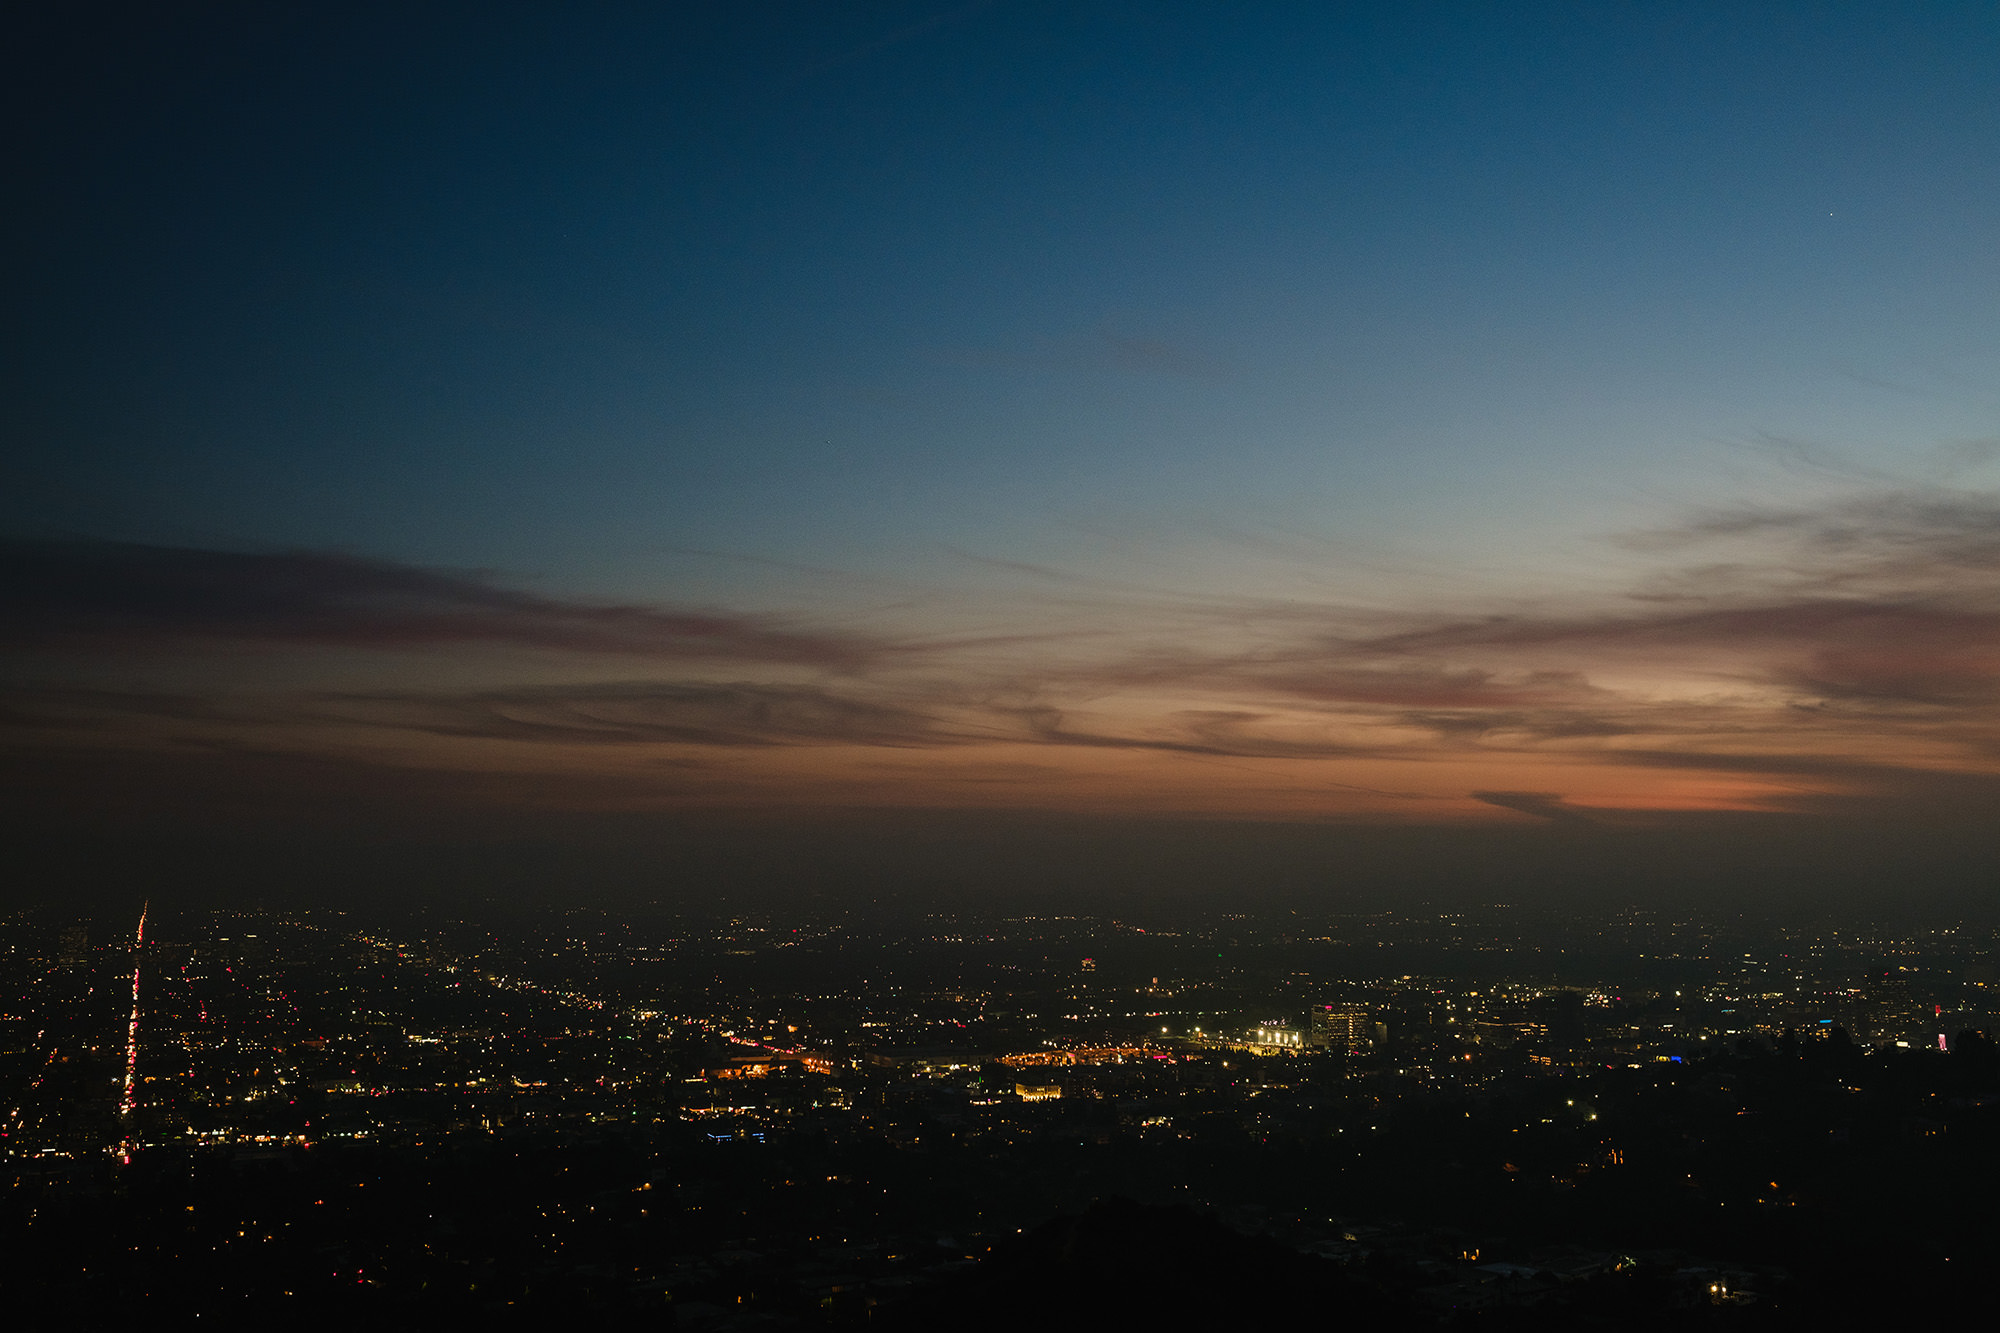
(6, 3, 2000, 1328)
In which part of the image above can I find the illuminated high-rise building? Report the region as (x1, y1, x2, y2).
(1309, 1004, 1374, 1054)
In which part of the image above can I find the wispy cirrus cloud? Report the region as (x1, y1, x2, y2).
(1348, 601, 2000, 707)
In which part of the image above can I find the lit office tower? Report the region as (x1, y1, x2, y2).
(1866, 970, 1915, 1042)
(1310, 1005, 1374, 1054)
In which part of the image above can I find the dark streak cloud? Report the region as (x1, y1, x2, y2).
(1002, 704, 1380, 760)
(0, 686, 233, 731)
(326, 682, 943, 748)
(1005, 704, 1246, 757)
(0, 539, 883, 665)
(1396, 709, 1637, 742)
(1471, 791, 1597, 824)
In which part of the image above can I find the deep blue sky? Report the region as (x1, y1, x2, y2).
(11, 2, 1998, 600)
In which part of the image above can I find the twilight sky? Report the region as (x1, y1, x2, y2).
(8, 2, 2000, 869)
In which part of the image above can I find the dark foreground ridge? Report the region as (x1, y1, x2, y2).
(888, 1198, 1775, 1332)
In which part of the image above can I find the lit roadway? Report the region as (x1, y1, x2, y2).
(117, 901, 146, 1163)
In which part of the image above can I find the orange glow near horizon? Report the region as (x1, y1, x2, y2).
(14, 490, 2000, 828)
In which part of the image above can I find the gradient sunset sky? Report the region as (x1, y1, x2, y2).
(8, 2, 2000, 859)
